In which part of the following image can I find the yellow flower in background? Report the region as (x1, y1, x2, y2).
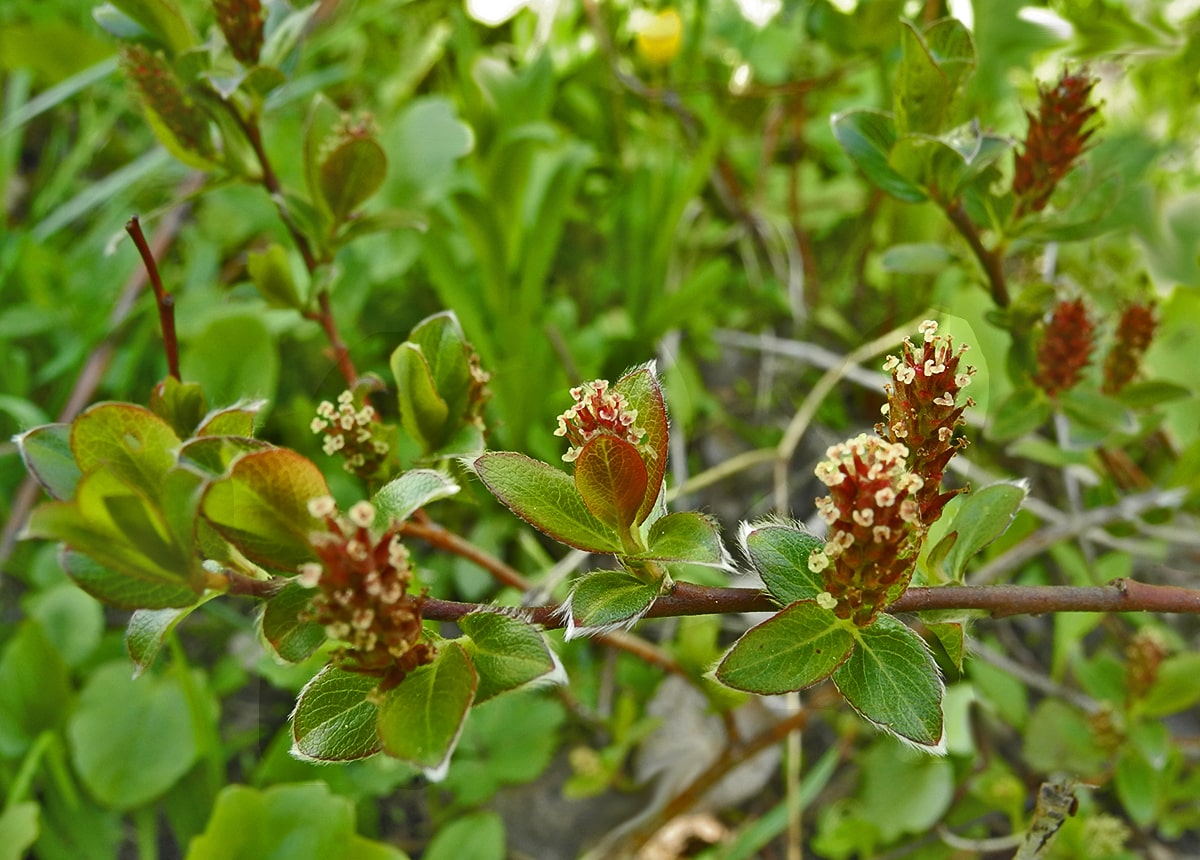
(632, 8, 683, 66)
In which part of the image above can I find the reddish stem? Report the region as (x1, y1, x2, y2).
(126, 216, 180, 380)
(944, 200, 1009, 307)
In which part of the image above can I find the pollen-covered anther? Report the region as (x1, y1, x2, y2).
(852, 508, 875, 528)
(883, 355, 900, 372)
(872, 525, 893, 543)
(816, 496, 839, 525)
(955, 373, 972, 388)
(808, 549, 830, 573)
(352, 608, 375, 630)
(875, 487, 897, 507)
(297, 562, 323, 588)
(896, 365, 917, 385)
(918, 320, 939, 341)
(924, 359, 947, 376)
(899, 499, 920, 524)
(933, 393, 956, 407)
(554, 378, 649, 463)
(815, 461, 846, 487)
(308, 495, 337, 519)
(348, 501, 375, 529)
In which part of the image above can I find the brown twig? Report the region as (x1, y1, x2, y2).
(943, 200, 1009, 307)
(400, 512, 531, 592)
(126, 216, 180, 380)
(419, 578, 1200, 627)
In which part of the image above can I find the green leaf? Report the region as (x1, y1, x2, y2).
(372, 469, 460, 525)
(0, 622, 72, 758)
(201, 448, 330, 570)
(0, 802, 39, 860)
(15, 423, 81, 500)
(386, 96, 474, 208)
(612, 363, 670, 525)
(895, 18, 974, 136)
(248, 243, 304, 310)
(391, 342, 449, 452)
(1114, 380, 1193, 409)
(859, 739, 955, 841)
(879, 242, 958, 274)
(178, 435, 270, 476)
(291, 666, 382, 762)
(423, 811, 505, 860)
(67, 661, 199, 808)
(149, 376, 208, 438)
(126, 602, 209, 678)
(185, 782, 409, 860)
(1140, 653, 1200, 717)
(636, 511, 731, 569)
(377, 643, 477, 779)
(715, 600, 854, 695)
(108, 0, 195, 54)
(831, 110, 928, 202)
(195, 400, 265, 437)
(573, 435, 648, 534)
(406, 311, 476, 423)
(738, 520, 826, 604)
(925, 621, 965, 672)
(562, 570, 662, 639)
(471, 452, 620, 553)
(261, 582, 326, 663)
(986, 388, 1052, 440)
(60, 548, 200, 609)
(27, 471, 200, 590)
(938, 482, 1028, 580)
(459, 612, 563, 703)
(319, 137, 387, 224)
(71, 402, 181, 500)
(832, 615, 945, 751)
(23, 583, 104, 668)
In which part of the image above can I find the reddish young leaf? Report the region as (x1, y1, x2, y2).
(573, 435, 648, 535)
(611, 363, 668, 525)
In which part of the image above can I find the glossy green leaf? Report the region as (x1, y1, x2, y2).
(925, 621, 965, 672)
(739, 520, 826, 604)
(248, 243, 303, 310)
(108, 0, 195, 54)
(15, 423, 80, 500)
(0, 622, 72, 758)
(573, 435, 647, 533)
(302, 94, 343, 223)
(372, 469, 460, 525)
(1140, 653, 1200, 717)
(319, 137, 387, 223)
(23, 583, 104, 668)
(715, 600, 854, 695)
(640, 511, 731, 569)
(831, 110, 927, 202)
(377, 643, 477, 779)
(563, 570, 662, 639)
(71, 402, 181, 500)
(291, 666, 382, 762)
(261, 582, 325, 663)
(833, 615, 945, 751)
(60, 548, 200, 609)
(612, 363, 669, 525)
(391, 342, 449, 452)
(201, 448, 329, 570)
(938, 482, 1027, 581)
(471, 452, 620, 553)
(185, 782, 409, 860)
(68, 661, 199, 808)
(126, 602, 209, 677)
(459, 611, 562, 703)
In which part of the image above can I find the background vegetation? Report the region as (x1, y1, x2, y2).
(2, 0, 1199, 858)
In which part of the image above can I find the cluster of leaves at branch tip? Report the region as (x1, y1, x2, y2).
(472, 363, 732, 637)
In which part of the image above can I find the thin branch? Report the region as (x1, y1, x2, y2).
(125, 216, 180, 380)
(944, 200, 1009, 307)
(400, 513, 531, 592)
(419, 578, 1200, 628)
